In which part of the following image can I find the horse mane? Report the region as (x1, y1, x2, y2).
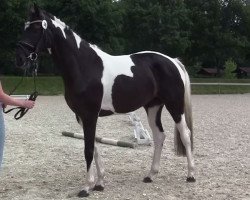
(42, 10, 55, 21)
(42, 10, 95, 50)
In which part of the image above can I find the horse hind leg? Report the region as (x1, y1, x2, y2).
(175, 114, 195, 182)
(143, 104, 165, 183)
(165, 100, 195, 182)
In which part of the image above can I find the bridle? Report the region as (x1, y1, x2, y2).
(3, 62, 38, 120)
(3, 19, 48, 120)
(17, 19, 48, 65)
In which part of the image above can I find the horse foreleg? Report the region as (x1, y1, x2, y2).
(77, 113, 98, 197)
(93, 145, 105, 191)
(143, 105, 165, 183)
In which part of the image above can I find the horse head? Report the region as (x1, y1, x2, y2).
(15, 4, 53, 69)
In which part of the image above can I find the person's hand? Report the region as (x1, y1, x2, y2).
(22, 100, 35, 109)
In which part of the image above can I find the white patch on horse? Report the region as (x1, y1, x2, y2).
(24, 22, 30, 30)
(90, 45, 134, 112)
(84, 163, 95, 193)
(176, 114, 195, 178)
(73, 32, 81, 49)
(51, 16, 67, 39)
(146, 105, 166, 180)
(134, 51, 186, 84)
(47, 48, 52, 54)
(94, 146, 104, 187)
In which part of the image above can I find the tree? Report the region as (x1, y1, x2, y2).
(224, 58, 237, 79)
(185, 0, 224, 69)
(185, 0, 250, 72)
(0, 0, 30, 74)
(43, 0, 124, 54)
(1, 0, 250, 76)
(121, 0, 191, 59)
(221, 0, 250, 67)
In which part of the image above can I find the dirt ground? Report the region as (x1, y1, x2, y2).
(0, 94, 249, 200)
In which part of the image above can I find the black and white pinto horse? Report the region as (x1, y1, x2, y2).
(16, 5, 195, 197)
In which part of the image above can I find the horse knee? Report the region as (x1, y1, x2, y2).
(153, 132, 165, 147)
(159, 132, 166, 142)
(85, 148, 94, 170)
(180, 130, 191, 147)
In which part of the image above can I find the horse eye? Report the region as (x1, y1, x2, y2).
(34, 24, 41, 29)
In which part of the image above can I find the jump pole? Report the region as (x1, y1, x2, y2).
(62, 131, 136, 149)
(10, 95, 30, 100)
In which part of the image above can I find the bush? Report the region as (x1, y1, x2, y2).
(224, 59, 236, 79)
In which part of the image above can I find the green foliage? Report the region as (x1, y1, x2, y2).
(186, 62, 202, 78)
(42, 0, 125, 54)
(121, 0, 191, 57)
(0, 0, 250, 78)
(224, 59, 237, 79)
(0, 0, 30, 74)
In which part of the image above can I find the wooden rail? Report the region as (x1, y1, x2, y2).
(191, 83, 250, 86)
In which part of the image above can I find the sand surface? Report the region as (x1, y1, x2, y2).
(0, 94, 249, 200)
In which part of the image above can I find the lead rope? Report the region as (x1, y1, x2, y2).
(3, 61, 39, 120)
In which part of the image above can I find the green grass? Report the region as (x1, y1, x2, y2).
(191, 85, 250, 94)
(191, 78, 250, 94)
(191, 78, 250, 83)
(1, 76, 64, 95)
(1, 76, 250, 95)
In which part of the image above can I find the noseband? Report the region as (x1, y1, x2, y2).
(17, 19, 48, 63)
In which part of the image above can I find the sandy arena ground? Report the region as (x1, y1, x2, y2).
(0, 94, 249, 200)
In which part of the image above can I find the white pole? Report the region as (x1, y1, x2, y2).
(10, 95, 30, 100)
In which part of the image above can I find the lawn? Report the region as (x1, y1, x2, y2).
(1, 76, 250, 95)
(1, 76, 64, 95)
(191, 78, 250, 94)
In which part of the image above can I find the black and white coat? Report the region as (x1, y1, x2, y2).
(16, 6, 195, 198)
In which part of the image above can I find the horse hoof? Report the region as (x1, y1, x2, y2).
(77, 190, 89, 198)
(143, 177, 153, 183)
(93, 185, 104, 191)
(186, 177, 196, 182)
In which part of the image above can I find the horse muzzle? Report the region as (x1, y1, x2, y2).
(15, 51, 27, 69)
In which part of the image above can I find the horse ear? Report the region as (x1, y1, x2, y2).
(30, 4, 35, 14)
(34, 3, 40, 13)
(30, 3, 40, 16)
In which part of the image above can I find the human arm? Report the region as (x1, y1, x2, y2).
(0, 82, 35, 109)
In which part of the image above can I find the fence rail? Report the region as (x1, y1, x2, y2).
(191, 83, 250, 86)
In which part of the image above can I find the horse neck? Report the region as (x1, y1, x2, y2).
(49, 28, 103, 88)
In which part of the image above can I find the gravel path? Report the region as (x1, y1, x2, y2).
(0, 94, 249, 200)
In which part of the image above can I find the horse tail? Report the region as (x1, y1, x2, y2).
(174, 59, 193, 156)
